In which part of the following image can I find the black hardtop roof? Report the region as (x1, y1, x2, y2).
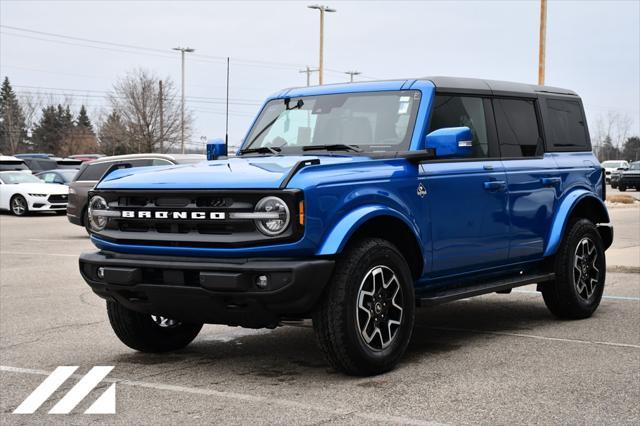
(423, 76, 578, 97)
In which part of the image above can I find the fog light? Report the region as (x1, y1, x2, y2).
(255, 275, 269, 289)
(97, 267, 105, 279)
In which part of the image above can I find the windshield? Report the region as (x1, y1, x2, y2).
(630, 163, 640, 170)
(59, 170, 79, 181)
(602, 161, 624, 168)
(243, 90, 421, 153)
(0, 172, 42, 184)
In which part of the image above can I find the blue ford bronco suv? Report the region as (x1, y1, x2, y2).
(80, 77, 612, 376)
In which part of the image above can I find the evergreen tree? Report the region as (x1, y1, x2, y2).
(622, 136, 640, 162)
(31, 105, 60, 154)
(0, 76, 27, 154)
(76, 105, 94, 133)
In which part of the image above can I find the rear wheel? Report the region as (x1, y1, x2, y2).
(313, 238, 415, 376)
(10, 195, 28, 216)
(83, 207, 91, 234)
(107, 301, 202, 352)
(541, 219, 605, 319)
(619, 184, 627, 192)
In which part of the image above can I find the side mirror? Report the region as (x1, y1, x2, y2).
(206, 138, 228, 161)
(426, 126, 473, 158)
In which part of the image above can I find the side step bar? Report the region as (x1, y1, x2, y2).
(418, 272, 555, 307)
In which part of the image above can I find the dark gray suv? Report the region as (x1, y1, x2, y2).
(67, 153, 205, 231)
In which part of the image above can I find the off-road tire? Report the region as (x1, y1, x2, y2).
(107, 301, 202, 352)
(83, 207, 92, 234)
(313, 238, 415, 376)
(541, 219, 606, 319)
(619, 184, 627, 192)
(10, 195, 28, 216)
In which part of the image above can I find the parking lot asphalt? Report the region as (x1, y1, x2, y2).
(1, 210, 639, 425)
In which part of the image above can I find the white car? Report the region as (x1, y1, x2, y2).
(601, 160, 630, 183)
(0, 171, 69, 216)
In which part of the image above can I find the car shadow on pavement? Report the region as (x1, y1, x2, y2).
(107, 296, 558, 380)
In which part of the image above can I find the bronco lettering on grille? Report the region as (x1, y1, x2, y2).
(121, 211, 226, 220)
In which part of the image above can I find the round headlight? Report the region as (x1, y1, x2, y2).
(254, 196, 290, 236)
(88, 195, 109, 232)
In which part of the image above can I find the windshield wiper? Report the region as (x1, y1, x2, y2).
(239, 146, 282, 155)
(303, 144, 362, 153)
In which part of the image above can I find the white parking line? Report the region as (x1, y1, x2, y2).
(512, 289, 640, 302)
(425, 326, 640, 349)
(0, 365, 440, 425)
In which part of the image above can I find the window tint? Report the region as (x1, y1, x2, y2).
(76, 163, 112, 181)
(546, 99, 589, 150)
(493, 98, 542, 158)
(76, 159, 158, 181)
(429, 95, 490, 158)
(0, 161, 29, 171)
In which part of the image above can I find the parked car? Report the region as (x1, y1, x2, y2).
(35, 169, 79, 185)
(20, 157, 83, 174)
(79, 77, 612, 376)
(0, 155, 31, 172)
(0, 171, 69, 216)
(68, 154, 105, 162)
(610, 170, 621, 189)
(617, 161, 640, 191)
(67, 153, 205, 231)
(601, 160, 629, 183)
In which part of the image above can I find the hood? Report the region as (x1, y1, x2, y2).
(14, 183, 68, 194)
(96, 155, 369, 190)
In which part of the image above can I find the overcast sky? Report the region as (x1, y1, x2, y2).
(1, 0, 639, 150)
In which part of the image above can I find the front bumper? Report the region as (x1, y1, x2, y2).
(79, 251, 334, 328)
(620, 176, 640, 187)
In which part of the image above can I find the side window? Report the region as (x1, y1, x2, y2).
(41, 173, 55, 183)
(152, 159, 173, 166)
(76, 163, 112, 181)
(493, 98, 542, 158)
(545, 99, 589, 151)
(429, 95, 490, 158)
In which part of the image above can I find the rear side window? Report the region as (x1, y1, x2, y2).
(0, 161, 29, 171)
(75, 159, 161, 181)
(429, 95, 491, 158)
(493, 98, 542, 158)
(76, 163, 112, 181)
(545, 99, 589, 151)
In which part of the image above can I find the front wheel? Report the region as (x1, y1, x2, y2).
(313, 238, 415, 376)
(541, 219, 606, 319)
(10, 195, 28, 216)
(107, 301, 202, 352)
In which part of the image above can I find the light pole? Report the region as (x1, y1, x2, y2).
(173, 46, 195, 154)
(538, 0, 547, 85)
(345, 70, 361, 83)
(299, 66, 319, 86)
(307, 4, 336, 85)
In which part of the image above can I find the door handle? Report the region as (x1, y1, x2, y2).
(483, 180, 507, 191)
(540, 177, 561, 187)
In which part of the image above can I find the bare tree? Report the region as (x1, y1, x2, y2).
(592, 111, 634, 161)
(106, 69, 188, 153)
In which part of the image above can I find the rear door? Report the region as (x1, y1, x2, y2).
(494, 97, 558, 261)
(423, 94, 510, 276)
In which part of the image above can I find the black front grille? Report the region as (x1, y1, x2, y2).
(92, 189, 303, 248)
(48, 194, 68, 203)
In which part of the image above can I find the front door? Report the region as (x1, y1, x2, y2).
(423, 161, 510, 276)
(423, 94, 510, 277)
